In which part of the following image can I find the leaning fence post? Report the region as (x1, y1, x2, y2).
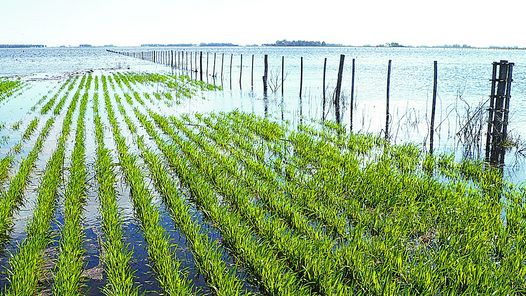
(334, 54, 345, 125)
(429, 61, 438, 154)
(385, 60, 392, 141)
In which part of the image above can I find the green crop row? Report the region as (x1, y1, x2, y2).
(53, 75, 84, 116)
(157, 113, 351, 295)
(0, 75, 79, 247)
(40, 77, 76, 114)
(0, 78, 24, 102)
(0, 118, 40, 186)
(101, 78, 193, 295)
(123, 78, 525, 295)
(109, 82, 246, 295)
(209, 112, 526, 294)
(3, 74, 87, 295)
(132, 107, 311, 295)
(52, 74, 91, 295)
(0, 77, 77, 189)
(121, 72, 220, 100)
(92, 79, 138, 295)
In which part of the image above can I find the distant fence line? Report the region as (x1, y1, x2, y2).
(107, 49, 513, 169)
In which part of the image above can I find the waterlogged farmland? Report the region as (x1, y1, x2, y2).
(0, 69, 525, 295)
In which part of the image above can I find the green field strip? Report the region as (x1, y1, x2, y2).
(102, 85, 193, 295)
(0, 78, 25, 104)
(133, 107, 312, 295)
(0, 77, 80, 188)
(52, 77, 90, 295)
(112, 91, 247, 296)
(186, 114, 335, 240)
(2, 75, 85, 295)
(40, 76, 78, 115)
(92, 89, 138, 296)
(0, 76, 85, 248)
(157, 113, 352, 295)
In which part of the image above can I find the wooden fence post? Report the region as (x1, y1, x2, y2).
(485, 62, 498, 163)
(221, 53, 224, 86)
(200, 51, 203, 81)
(299, 57, 304, 98)
(251, 54, 254, 90)
(190, 52, 194, 79)
(334, 54, 345, 124)
(486, 60, 514, 167)
(239, 54, 243, 89)
(429, 61, 438, 154)
(213, 53, 217, 78)
(350, 58, 355, 131)
(230, 54, 233, 90)
(195, 52, 198, 80)
(385, 60, 392, 141)
(322, 58, 327, 121)
(263, 54, 268, 95)
(281, 56, 285, 97)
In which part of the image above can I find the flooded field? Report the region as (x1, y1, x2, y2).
(0, 47, 525, 294)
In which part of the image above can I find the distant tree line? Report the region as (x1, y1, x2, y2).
(199, 43, 238, 47)
(141, 43, 239, 47)
(0, 44, 46, 48)
(264, 40, 341, 47)
(141, 44, 194, 47)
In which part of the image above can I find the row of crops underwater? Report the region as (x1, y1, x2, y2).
(0, 70, 524, 295)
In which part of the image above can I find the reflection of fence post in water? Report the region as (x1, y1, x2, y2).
(334, 54, 345, 125)
(486, 60, 514, 167)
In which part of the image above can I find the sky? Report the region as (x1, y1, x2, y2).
(1, 0, 524, 47)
